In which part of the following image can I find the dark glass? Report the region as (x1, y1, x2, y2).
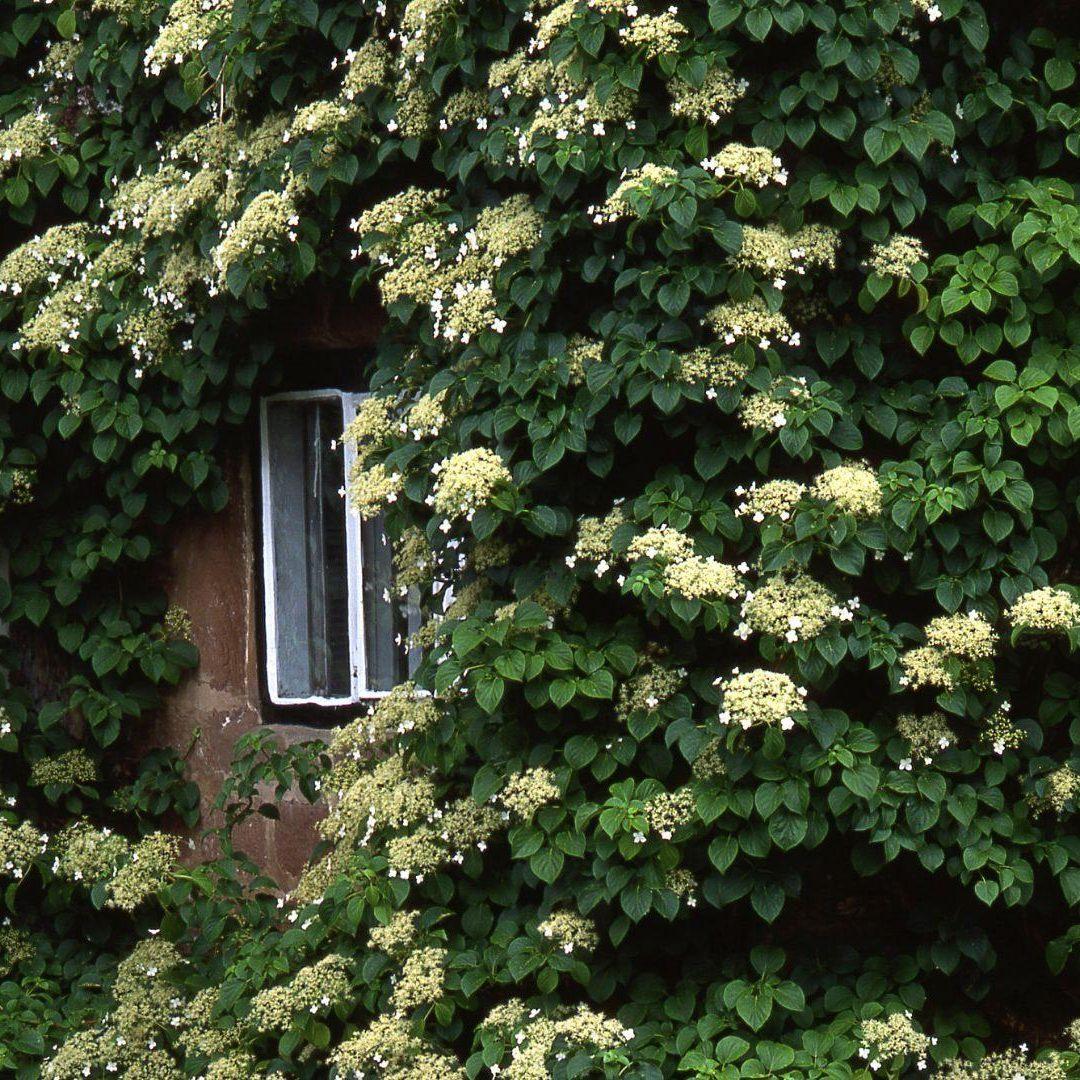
(265, 398, 351, 699)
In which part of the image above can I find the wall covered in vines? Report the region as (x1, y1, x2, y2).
(1, 0, 1079, 1075)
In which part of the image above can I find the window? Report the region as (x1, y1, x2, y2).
(259, 390, 420, 705)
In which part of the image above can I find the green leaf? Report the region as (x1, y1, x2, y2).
(751, 882, 785, 923)
(1045, 57, 1075, 91)
(743, 8, 773, 40)
(708, 0, 739, 29)
(714, 1036, 750, 1065)
(14, 1029, 45, 1056)
(708, 836, 738, 871)
(657, 280, 689, 315)
(768, 810, 808, 851)
(2, 369, 29, 401)
(549, 678, 576, 708)
(864, 127, 900, 164)
(306, 1021, 330, 1049)
(472, 765, 504, 804)
(620, 880, 653, 921)
(735, 986, 774, 1029)
(982, 509, 1013, 542)
(529, 846, 565, 884)
(984, 359, 1017, 382)
(475, 674, 505, 714)
(820, 107, 856, 141)
(841, 764, 879, 800)
(564, 734, 598, 768)
(577, 669, 614, 699)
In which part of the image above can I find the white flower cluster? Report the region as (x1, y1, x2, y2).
(896, 712, 955, 769)
(331, 1014, 466, 1078)
(663, 556, 742, 602)
(0, 223, 91, 298)
(589, 162, 680, 224)
(617, 9, 688, 59)
(715, 667, 808, 731)
(899, 611, 997, 693)
(677, 345, 750, 397)
(981, 703, 1023, 757)
(28, 39, 82, 91)
(701, 142, 788, 187)
(734, 223, 839, 290)
(537, 909, 599, 954)
(736, 573, 843, 643)
(858, 1010, 933, 1072)
(480, 998, 633, 1079)
(626, 525, 694, 564)
(6, 224, 205, 370)
(352, 191, 541, 344)
(0, 109, 61, 178)
(867, 233, 928, 278)
(705, 296, 798, 349)
(349, 462, 404, 519)
(430, 447, 512, 520)
(1006, 587, 1080, 634)
(811, 464, 883, 518)
(337, 39, 392, 101)
(487, 36, 638, 164)
(924, 610, 997, 660)
(282, 97, 363, 157)
(739, 375, 812, 431)
(0, 818, 48, 879)
(734, 479, 805, 522)
(211, 189, 299, 283)
(392, 0, 462, 80)
(669, 66, 749, 124)
(910, 0, 943, 22)
(143, 0, 233, 77)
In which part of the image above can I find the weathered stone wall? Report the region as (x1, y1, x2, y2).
(145, 439, 326, 884)
(145, 309, 384, 884)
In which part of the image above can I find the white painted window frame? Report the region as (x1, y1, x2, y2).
(259, 388, 399, 706)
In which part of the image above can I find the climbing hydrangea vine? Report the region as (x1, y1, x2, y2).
(1, 0, 1080, 1076)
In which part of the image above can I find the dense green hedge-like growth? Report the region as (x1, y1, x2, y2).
(1, 0, 1080, 1076)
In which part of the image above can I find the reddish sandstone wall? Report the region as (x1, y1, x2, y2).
(144, 306, 384, 884)
(144, 441, 326, 884)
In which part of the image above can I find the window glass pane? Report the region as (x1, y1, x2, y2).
(360, 516, 420, 691)
(265, 397, 351, 700)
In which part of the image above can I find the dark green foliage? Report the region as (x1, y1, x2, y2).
(0, 0, 1079, 1076)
